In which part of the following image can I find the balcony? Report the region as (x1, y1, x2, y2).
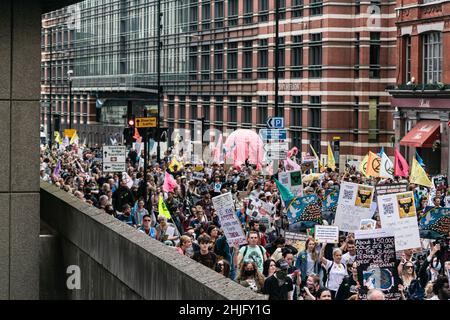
(387, 82, 450, 97)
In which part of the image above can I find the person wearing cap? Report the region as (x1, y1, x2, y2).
(262, 259, 294, 300)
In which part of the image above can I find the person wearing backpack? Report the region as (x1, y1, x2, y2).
(319, 244, 347, 299)
(236, 231, 267, 273)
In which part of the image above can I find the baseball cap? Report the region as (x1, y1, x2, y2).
(276, 259, 289, 270)
(265, 192, 272, 197)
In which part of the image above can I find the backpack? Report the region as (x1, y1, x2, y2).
(406, 279, 425, 300)
(241, 245, 266, 266)
(322, 262, 334, 287)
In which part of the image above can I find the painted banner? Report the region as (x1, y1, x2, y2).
(212, 192, 247, 246)
(322, 189, 339, 223)
(418, 206, 450, 239)
(286, 194, 323, 232)
(378, 191, 421, 251)
(355, 229, 401, 300)
(334, 182, 375, 232)
(314, 225, 339, 244)
(278, 170, 303, 197)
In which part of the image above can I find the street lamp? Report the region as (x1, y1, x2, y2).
(67, 69, 73, 129)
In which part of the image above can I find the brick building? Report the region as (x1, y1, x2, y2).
(388, 0, 450, 175)
(41, 0, 397, 165)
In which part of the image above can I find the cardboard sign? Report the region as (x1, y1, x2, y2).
(378, 191, 421, 251)
(334, 182, 375, 232)
(355, 229, 401, 300)
(314, 225, 339, 244)
(193, 172, 205, 181)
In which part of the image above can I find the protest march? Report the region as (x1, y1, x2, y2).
(40, 131, 450, 301)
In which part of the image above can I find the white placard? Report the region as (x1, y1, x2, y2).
(278, 170, 303, 197)
(378, 191, 421, 251)
(334, 182, 375, 232)
(314, 225, 339, 244)
(212, 192, 247, 247)
(193, 172, 205, 180)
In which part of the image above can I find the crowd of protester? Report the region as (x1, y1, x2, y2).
(40, 142, 450, 300)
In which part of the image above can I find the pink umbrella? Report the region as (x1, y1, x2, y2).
(224, 129, 264, 170)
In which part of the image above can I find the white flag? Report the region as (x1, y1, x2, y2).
(380, 151, 394, 179)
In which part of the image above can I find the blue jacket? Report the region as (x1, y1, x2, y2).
(295, 250, 321, 282)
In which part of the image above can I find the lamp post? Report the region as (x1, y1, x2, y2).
(274, 0, 280, 117)
(48, 26, 53, 147)
(156, 0, 162, 163)
(67, 69, 73, 129)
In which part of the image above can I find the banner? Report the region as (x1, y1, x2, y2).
(375, 183, 408, 197)
(278, 170, 303, 197)
(334, 182, 375, 232)
(322, 189, 339, 223)
(212, 192, 247, 247)
(378, 192, 421, 251)
(314, 225, 339, 244)
(286, 194, 323, 231)
(355, 229, 401, 300)
(419, 207, 450, 239)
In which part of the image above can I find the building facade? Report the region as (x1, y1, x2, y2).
(388, 0, 450, 175)
(41, 0, 397, 165)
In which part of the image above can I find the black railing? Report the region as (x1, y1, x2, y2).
(386, 83, 449, 91)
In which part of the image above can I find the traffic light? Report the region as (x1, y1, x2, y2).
(123, 127, 134, 147)
(127, 115, 135, 128)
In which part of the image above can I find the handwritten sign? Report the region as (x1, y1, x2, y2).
(355, 229, 401, 300)
(314, 225, 339, 244)
(212, 192, 247, 247)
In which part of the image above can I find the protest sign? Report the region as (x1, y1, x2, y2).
(278, 170, 303, 197)
(322, 190, 339, 223)
(375, 183, 408, 197)
(284, 232, 309, 252)
(286, 194, 323, 232)
(378, 191, 421, 251)
(192, 171, 204, 180)
(433, 175, 448, 190)
(334, 182, 375, 232)
(212, 192, 247, 246)
(355, 229, 401, 300)
(314, 225, 339, 244)
(359, 219, 376, 230)
(419, 207, 450, 239)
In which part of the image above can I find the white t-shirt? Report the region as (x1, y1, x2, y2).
(341, 252, 356, 266)
(323, 259, 347, 291)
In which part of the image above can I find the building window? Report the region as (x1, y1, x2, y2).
(244, 0, 253, 24)
(259, 0, 269, 22)
(309, 33, 322, 78)
(214, 0, 224, 28)
(189, 46, 198, 80)
(423, 32, 442, 84)
(215, 97, 223, 122)
(228, 0, 238, 26)
(310, 0, 323, 16)
(275, 96, 284, 117)
(243, 41, 253, 79)
(309, 96, 321, 128)
(227, 42, 238, 79)
(201, 45, 210, 80)
(190, 96, 198, 120)
(291, 35, 303, 78)
(258, 96, 268, 124)
(353, 97, 359, 141)
(368, 98, 378, 142)
(203, 97, 210, 121)
(277, 0, 286, 20)
(168, 96, 175, 119)
(404, 36, 411, 83)
(354, 32, 360, 78)
(258, 39, 268, 78)
(370, 32, 380, 78)
(228, 96, 238, 123)
(277, 37, 285, 79)
(291, 96, 302, 127)
(179, 96, 186, 120)
(202, 2, 211, 30)
(189, 3, 198, 31)
(242, 97, 252, 124)
(309, 132, 321, 156)
(214, 44, 224, 80)
(292, 0, 304, 18)
(292, 130, 301, 150)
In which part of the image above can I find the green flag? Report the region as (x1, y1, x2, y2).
(274, 177, 294, 204)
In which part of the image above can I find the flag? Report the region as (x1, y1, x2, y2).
(309, 144, 325, 172)
(394, 149, 409, 177)
(379, 149, 394, 179)
(416, 151, 425, 168)
(410, 158, 433, 188)
(284, 157, 301, 172)
(366, 151, 380, 177)
(158, 196, 172, 220)
(378, 147, 384, 157)
(286, 194, 323, 227)
(70, 132, 79, 145)
(54, 131, 62, 145)
(133, 128, 142, 143)
(274, 177, 294, 205)
(163, 171, 178, 193)
(359, 154, 369, 177)
(62, 136, 70, 148)
(168, 157, 182, 172)
(52, 160, 61, 177)
(327, 142, 336, 171)
(419, 207, 450, 239)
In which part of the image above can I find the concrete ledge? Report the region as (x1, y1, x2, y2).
(40, 182, 266, 300)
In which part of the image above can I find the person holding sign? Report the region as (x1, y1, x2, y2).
(320, 245, 348, 299)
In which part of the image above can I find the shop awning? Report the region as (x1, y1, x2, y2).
(400, 120, 441, 148)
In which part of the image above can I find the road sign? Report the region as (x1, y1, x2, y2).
(102, 146, 126, 172)
(264, 142, 289, 151)
(267, 117, 284, 129)
(259, 129, 287, 141)
(136, 117, 157, 128)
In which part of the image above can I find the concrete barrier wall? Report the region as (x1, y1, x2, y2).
(40, 182, 266, 300)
